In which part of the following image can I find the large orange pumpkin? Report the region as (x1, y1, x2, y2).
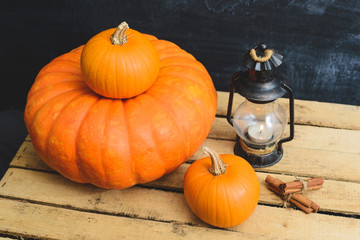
(24, 24, 217, 189)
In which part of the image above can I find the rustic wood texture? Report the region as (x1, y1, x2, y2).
(1, 170, 359, 240)
(12, 121, 360, 183)
(1, 91, 359, 239)
(1, 168, 359, 216)
(207, 117, 360, 155)
(217, 91, 360, 130)
(0, 198, 257, 240)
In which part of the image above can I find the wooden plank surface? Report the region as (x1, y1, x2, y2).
(1, 169, 359, 240)
(150, 166, 360, 216)
(217, 91, 360, 130)
(12, 123, 360, 183)
(0, 198, 256, 240)
(11, 141, 52, 172)
(2, 92, 360, 240)
(208, 117, 360, 154)
(2, 166, 360, 217)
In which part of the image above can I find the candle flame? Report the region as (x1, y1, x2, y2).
(260, 125, 264, 133)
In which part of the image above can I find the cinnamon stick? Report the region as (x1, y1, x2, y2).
(268, 187, 319, 213)
(283, 188, 302, 195)
(265, 175, 322, 214)
(280, 177, 324, 191)
(283, 184, 323, 195)
(285, 192, 320, 213)
(265, 175, 284, 190)
(291, 193, 313, 208)
(311, 202, 320, 213)
(289, 198, 313, 214)
(267, 184, 283, 196)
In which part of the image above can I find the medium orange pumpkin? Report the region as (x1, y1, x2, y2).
(81, 22, 160, 99)
(183, 147, 260, 228)
(24, 24, 217, 189)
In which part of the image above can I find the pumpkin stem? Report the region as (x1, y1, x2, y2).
(110, 22, 129, 45)
(203, 146, 226, 176)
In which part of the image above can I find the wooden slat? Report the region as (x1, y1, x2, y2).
(11, 141, 52, 172)
(0, 168, 198, 225)
(209, 117, 360, 155)
(4, 91, 359, 240)
(2, 165, 359, 217)
(151, 168, 360, 216)
(217, 91, 360, 130)
(0, 198, 255, 240)
(1, 169, 359, 240)
(12, 134, 360, 183)
(196, 139, 360, 183)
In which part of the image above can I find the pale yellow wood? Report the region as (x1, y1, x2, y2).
(196, 138, 360, 183)
(0, 168, 198, 225)
(257, 173, 360, 214)
(286, 124, 360, 155)
(11, 141, 52, 171)
(0, 169, 359, 240)
(3, 92, 359, 240)
(217, 91, 360, 130)
(265, 146, 360, 182)
(10, 132, 360, 183)
(150, 168, 360, 215)
(209, 117, 360, 155)
(0, 198, 256, 240)
(2, 166, 359, 216)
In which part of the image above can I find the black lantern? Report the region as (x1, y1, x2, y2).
(227, 43, 295, 167)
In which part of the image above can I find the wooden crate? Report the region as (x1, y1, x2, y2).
(0, 91, 359, 240)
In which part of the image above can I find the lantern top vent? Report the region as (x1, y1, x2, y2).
(242, 43, 283, 71)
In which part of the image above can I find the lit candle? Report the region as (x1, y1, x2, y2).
(248, 123, 273, 144)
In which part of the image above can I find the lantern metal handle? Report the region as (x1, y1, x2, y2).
(250, 49, 274, 62)
(227, 72, 241, 126)
(278, 81, 295, 152)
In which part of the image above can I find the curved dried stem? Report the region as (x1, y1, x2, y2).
(110, 22, 129, 45)
(203, 146, 226, 176)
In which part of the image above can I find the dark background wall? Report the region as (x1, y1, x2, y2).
(0, 0, 359, 175)
(1, 0, 360, 110)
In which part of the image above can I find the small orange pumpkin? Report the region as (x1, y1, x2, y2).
(183, 147, 260, 228)
(81, 22, 160, 99)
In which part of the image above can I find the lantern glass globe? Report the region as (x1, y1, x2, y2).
(233, 100, 287, 146)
